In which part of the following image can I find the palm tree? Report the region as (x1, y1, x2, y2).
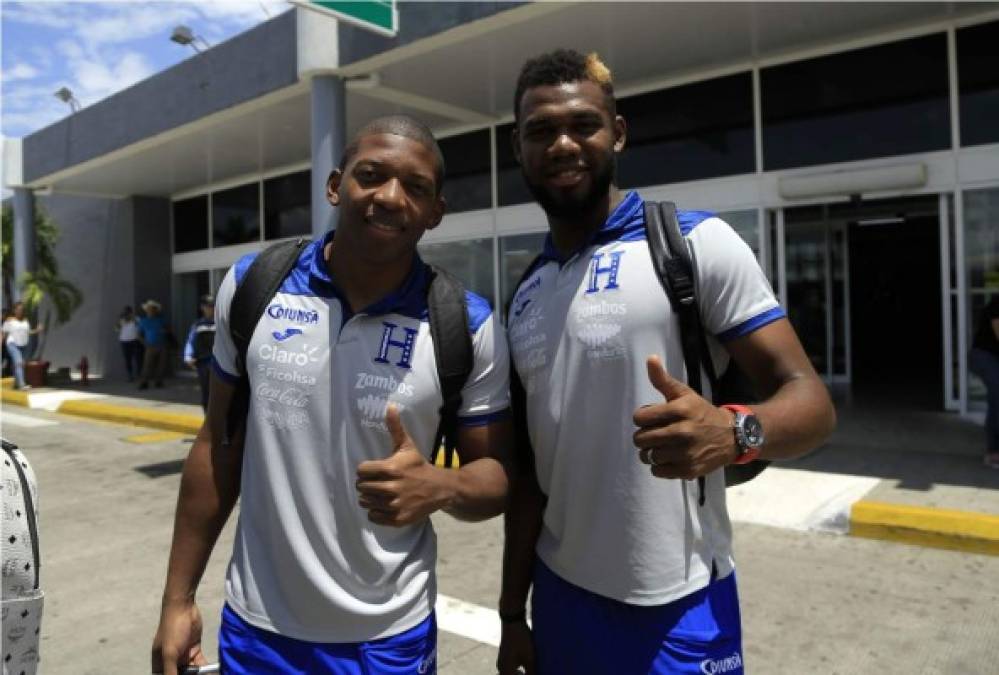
(1, 203, 84, 359)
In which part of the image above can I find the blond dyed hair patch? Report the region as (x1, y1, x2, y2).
(585, 53, 613, 87)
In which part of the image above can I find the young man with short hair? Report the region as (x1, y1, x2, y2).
(183, 294, 216, 412)
(497, 50, 836, 675)
(152, 115, 512, 675)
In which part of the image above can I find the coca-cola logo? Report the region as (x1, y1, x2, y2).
(255, 383, 310, 408)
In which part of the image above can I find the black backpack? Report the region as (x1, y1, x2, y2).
(509, 202, 769, 492)
(643, 201, 770, 491)
(222, 238, 473, 469)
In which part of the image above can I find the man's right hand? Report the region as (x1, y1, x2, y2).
(497, 620, 535, 674)
(152, 600, 207, 675)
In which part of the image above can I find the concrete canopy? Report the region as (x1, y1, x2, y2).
(17, 1, 998, 200)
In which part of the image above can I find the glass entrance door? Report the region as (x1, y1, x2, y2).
(780, 205, 849, 384)
(775, 195, 944, 408)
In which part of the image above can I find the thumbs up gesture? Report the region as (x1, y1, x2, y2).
(632, 356, 738, 480)
(356, 404, 451, 527)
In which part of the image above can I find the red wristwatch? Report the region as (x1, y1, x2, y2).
(720, 404, 764, 464)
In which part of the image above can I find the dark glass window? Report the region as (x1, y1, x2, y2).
(496, 122, 534, 207)
(418, 238, 495, 308)
(617, 73, 755, 187)
(439, 130, 491, 213)
(264, 171, 311, 240)
(957, 21, 999, 147)
(212, 183, 260, 246)
(500, 232, 546, 321)
(172, 196, 208, 253)
(762, 34, 950, 170)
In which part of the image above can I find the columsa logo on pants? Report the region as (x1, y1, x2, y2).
(700, 652, 743, 674)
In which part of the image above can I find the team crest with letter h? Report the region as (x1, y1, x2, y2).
(586, 251, 624, 294)
(374, 321, 418, 370)
(578, 249, 628, 361)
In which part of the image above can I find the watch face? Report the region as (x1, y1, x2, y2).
(743, 414, 764, 448)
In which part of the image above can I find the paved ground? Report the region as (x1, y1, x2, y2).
(10, 374, 998, 549)
(4, 405, 999, 675)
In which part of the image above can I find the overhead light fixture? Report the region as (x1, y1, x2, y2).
(54, 86, 81, 112)
(345, 73, 381, 90)
(170, 25, 211, 52)
(778, 163, 927, 200)
(856, 216, 906, 227)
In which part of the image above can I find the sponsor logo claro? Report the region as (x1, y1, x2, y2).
(700, 652, 743, 674)
(258, 343, 319, 366)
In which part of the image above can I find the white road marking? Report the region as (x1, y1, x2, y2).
(2, 410, 59, 428)
(726, 466, 880, 534)
(436, 594, 502, 647)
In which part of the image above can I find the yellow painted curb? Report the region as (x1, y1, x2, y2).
(124, 431, 189, 444)
(57, 399, 203, 434)
(1, 388, 30, 407)
(850, 500, 999, 557)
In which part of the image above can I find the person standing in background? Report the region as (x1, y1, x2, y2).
(117, 305, 143, 382)
(2, 302, 44, 390)
(970, 293, 999, 469)
(137, 299, 170, 390)
(183, 295, 216, 412)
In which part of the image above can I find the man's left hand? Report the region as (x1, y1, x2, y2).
(356, 404, 453, 527)
(632, 355, 737, 479)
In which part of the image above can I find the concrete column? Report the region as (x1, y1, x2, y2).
(310, 75, 346, 238)
(12, 187, 36, 301)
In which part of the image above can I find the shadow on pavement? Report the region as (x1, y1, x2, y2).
(134, 459, 186, 478)
(781, 394, 998, 494)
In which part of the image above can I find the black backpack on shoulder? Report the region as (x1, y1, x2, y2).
(643, 201, 770, 489)
(223, 238, 473, 468)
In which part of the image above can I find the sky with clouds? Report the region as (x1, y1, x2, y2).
(1, 0, 288, 139)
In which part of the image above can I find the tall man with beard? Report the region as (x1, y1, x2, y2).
(152, 115, 512, 675)
(497, 50, 836, 674)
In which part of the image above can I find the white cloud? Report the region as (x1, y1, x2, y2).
(2, 0, 289, 137)
(71, 49, 154, 103)
(0, 2, 82, 31)
(2, 63, 39, 81)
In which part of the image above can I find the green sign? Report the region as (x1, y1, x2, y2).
(295, 1, 398, 37)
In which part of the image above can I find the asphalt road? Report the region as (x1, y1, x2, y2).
(3, 406, 997, 675)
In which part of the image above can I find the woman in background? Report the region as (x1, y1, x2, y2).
(2, 302, 44, 390)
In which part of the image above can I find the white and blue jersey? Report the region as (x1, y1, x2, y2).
(508, 190, 784, 608)
(183, 317, 215, 364)
(212, 231, 510, 644)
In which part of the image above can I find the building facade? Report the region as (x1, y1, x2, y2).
(5, 2, 998, 415)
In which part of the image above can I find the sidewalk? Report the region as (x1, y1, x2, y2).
(3, 376, 998, 556)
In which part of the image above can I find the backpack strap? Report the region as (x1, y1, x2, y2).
(426, 265, 473, 469)
(644, 202, 721, 505)
(504, 254, 544, 474)
(223, 237, 309, 447)
(644, 202, 718, 395)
